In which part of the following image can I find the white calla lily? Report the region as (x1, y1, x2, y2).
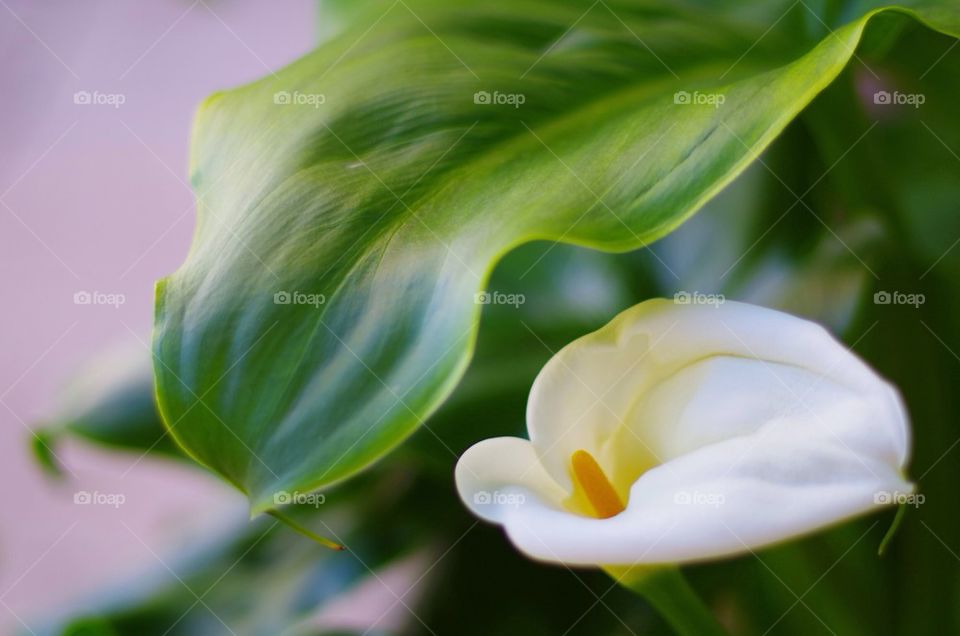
(456, 299, 912, 566)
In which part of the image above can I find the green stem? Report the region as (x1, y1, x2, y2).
(605, 565, 727, 636)
(266, 509, 344, 551)
(878, 503, 907, 556)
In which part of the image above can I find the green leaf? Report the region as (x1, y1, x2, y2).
(153, 0, 960, 511)
(34, 342, 180, 474)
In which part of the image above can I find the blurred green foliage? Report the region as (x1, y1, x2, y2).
(32, 1, 960, 635)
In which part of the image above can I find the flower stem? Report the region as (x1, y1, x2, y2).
(266, 509, 344, 551)
(605, 565, 727, 635)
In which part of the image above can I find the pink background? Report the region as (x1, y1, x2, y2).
(0, 1, 316, 630)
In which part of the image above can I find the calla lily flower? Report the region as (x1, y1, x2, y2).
(456, 299, 912, 566)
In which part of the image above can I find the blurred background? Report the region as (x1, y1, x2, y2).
(0, 1, 314, 631)
(3, 1, 960, 635)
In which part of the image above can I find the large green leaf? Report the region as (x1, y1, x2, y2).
(154, 0, 960, 511)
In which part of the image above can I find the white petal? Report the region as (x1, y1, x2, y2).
(455, 437, 567, 523)
(527, 300, 908, 494)
(497, 449, 910, 565)
(459, 299, 911, 565)
(497, 393, 911, 564)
